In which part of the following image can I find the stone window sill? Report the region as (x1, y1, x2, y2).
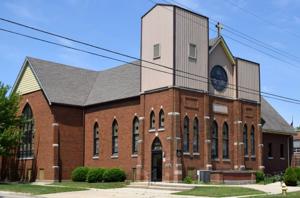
(157, 128, 165, 132)
(148, 129, 156, 133)
(131, 154, 138, 158)
(92, 156, 99, 160)
(18, 157, 34, 160)
(193, 152, 200, 156)
(111, 155, 119, 159)
(212, 158, 220, 162)
(183, 152, 191, 156)
(280, 157, 285, 160)
(268, 157, 274, 160)
(251, 155, 256, 159)
(222, 159, 230, 162)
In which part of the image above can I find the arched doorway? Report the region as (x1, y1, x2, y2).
(151, 137, 162, 182)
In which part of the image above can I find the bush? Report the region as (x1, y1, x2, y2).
(103, 168, 126, 182)
(255, 171, 265, 183)
(284, 167, 298, 186)
(183, 176, 193, 184)
(87, 168, 105, 183)
(294, 167, 300, 181)
(71, 167, 89, 182)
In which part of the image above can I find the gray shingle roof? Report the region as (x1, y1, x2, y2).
(26, 57, 140, 106)
(261, 97, 295, 134)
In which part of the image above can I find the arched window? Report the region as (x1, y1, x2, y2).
(20, 104, 34, 158)
(211, 121, 218, 159)
(93, 123, 99, 156)
(193, 117, 199, 153)
(159, 110, 165, 129)
(243, 124, 248, 156)
(183, 116, 189, 152)
(112, 120, 118, 155)
(150, 111, 155, 129)
(251, 125, 255, 156)
(132, 117, 139, 154)
(222, 122, 229, 159)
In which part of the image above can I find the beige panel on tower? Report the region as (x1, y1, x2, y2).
(141, 5, 174, 92)
(16, 63, 41, 95)
(237, 58, 260, 102)
(175, 7, 208, 91)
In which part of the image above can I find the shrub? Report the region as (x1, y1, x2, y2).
(284, 167, 298, 186)
(183, 176, 193, 184)
(255, 171, 265, 183)
(87, 168, 105, 183)
(103, 168, 126, 182)
(294, 167, 300, 181)
(71, 167, 89, 182)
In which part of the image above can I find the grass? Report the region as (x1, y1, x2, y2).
(0, 183, 86, 195)
(174, 186, 265, 197)
(50, 181, 127, 189)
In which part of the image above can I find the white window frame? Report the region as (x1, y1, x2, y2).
(188, 43, 197, 60)
(153, 43, 161, 59)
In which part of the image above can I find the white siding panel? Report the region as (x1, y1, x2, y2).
(175, 8, 208, 91)
(237, 59, 260, 102)
(141, 6, 174, 92)
(16, 64, 41, 95)
(209, 43, 236, 98)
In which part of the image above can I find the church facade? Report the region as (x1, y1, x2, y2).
(4, 4, 295, 183)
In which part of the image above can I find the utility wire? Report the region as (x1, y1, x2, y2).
(1, 27, 300, 105)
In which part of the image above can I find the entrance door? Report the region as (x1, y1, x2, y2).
(151, 138, 162, 182)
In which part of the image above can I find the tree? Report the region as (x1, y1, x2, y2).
(0, 81, 21, 157)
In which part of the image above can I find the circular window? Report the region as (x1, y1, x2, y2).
(210, 65, 228, 92)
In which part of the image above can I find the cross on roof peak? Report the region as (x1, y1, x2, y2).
(216, 22, 223, 37)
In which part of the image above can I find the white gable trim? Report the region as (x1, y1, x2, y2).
(209, 37, 235, 65)
(12, 57, 52, 105)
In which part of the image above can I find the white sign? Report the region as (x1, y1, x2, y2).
(213, 104, 228, 114)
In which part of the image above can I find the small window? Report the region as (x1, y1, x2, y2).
(159, 110, 165, 129)
(112, 120, 119, 155)
(189, 43, 197, 60)
(222, 122, 229, 159)
(153, 44, 160, 59)
(183, 116, 189, 153)
(211, 121, 218, 159)
(243, 125, 248, 156)
(268, 143, 272, 158)
(251, 126, 255, 156)
(150, 111, 155, 129)
(132, 117, 139, 154)
(193, 118, 199, 153)
(93, 123, 100, 156)
(280, 144, 284, 158)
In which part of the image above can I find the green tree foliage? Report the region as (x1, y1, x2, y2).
(0, 81, 21, 157)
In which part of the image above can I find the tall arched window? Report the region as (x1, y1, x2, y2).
(20, 104, 34, 158)
(183, 116, 189, 152)
(93, 123, 99, 156)
(251, 125, 255, 156)
(112, 120, 118, 155)
(132, 117, 139, 154)
(150, 111, 155, 129)
(159, 109, 165, 129)
(193, 117, 199, 153)
(243, 124, 248, 156)
(222, 122, 229, 159)
(211, 121, 218, 159)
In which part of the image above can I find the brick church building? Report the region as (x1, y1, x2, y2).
(2, 4, 295, 183)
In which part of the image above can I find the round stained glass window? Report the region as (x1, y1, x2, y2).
(210, 65, 228, 92)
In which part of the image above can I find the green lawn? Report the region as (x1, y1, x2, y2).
(0, 183, 86, 195)
(50, 181, 127, 189)
(174, 186, 265, 197)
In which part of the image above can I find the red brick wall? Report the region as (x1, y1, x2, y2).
(263, 133, 292, 174)
(84, 98, 141, 180)
(18, 91, 55, 181)
(51, 105, 84, 180)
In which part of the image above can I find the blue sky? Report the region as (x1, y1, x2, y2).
(0, 0, 299, 127)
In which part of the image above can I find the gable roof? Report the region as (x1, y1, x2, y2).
(13, 57, 140, 106)
(261, 97, 295, 135)
(209, 36, 235, 65)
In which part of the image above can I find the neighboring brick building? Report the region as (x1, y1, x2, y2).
(2, 3, 295, 183)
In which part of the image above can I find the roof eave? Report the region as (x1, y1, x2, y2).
(262, 128, 296, 135)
